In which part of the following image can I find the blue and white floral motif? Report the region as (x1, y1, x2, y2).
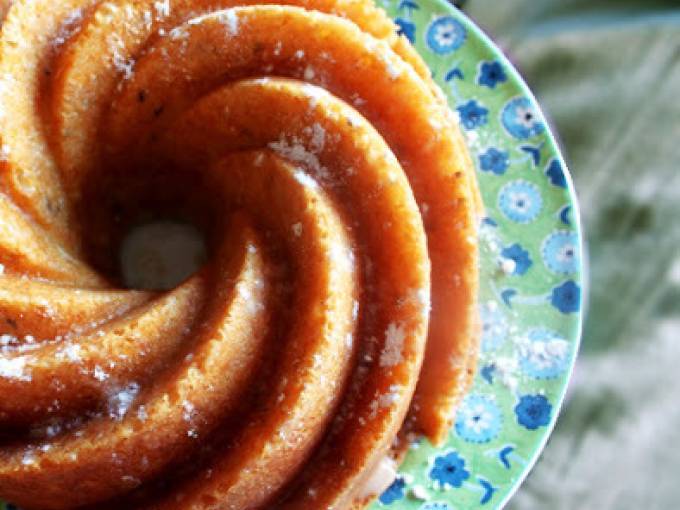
(456, 100, 489, 130)
(395, 18, 416, 43)
(425, 16, 466, 54)
(514, 394, 552, 430)
(480, 302, 508, 351)
(398, 0, 419, 11)
(479, 147, 509, 175)
(477, 60, 507, 89)
(481, 364, 496, 384)
(478, 478, 498, 505)
(550, 280, 581, 314)
(500, 288, 517, 308)
(559, 205, 572, 225)
(542, 231, 579, 275)
(429, 451, 470, 489)
(455, 394, 502, 443)
(545, 158, 567, 188)
(500, 243, 532, 275)
(445, 67, 464, 81)
(519, 329, 570, 379)
(498, 180, 543, 223)
(420, 503, 453, 510)
(379, 476, 406, 504)
(520, 143, 542, 167)
(498, 445, 516, 469)
(501, 97, 545, 140)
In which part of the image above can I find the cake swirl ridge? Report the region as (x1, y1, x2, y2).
(0, 1, 479, 508)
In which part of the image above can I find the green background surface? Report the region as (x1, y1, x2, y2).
(463, 1, 680, 509)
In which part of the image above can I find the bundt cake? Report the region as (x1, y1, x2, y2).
(0, 0, 481, 508)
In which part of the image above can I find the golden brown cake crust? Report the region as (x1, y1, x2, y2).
(0, 1, 480, 508)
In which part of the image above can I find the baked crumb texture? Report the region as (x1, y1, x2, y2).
(0, 0, 480, 508)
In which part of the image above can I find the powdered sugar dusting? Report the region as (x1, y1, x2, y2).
(301, 84, 326, 110)
(168, 26, 189, 40)
(378, 384, 403, 408)
(22, 450, 37, 467)
(493, 356, 519, 392)
(220, 10, 239, 35)
(410, 484, 430, 501)
(516, 334, 569, 370)
(329, 241, 355, 275)
(55, 343, 82, 362)
(0, 334, 17, 350)
(153, 0, 170, 19)
(310, 123, 326, 152)
(356, 456, 398, 500)
(107, 382, 141, 420)
(303, 65, 315, 80)
(93, 365, 109, 382)
(0, 355, 32, 381)
(269, 135, 328, 180)
(182, 400, 195, 422)
(188, 10, 239, 35)
(380, 323, 406, 367)
(106, 33, 135, 82)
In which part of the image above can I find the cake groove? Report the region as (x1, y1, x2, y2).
(0, 1, 479, 508)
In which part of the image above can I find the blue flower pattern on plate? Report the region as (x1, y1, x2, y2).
(520, 144, 542, 166)
(477, 61, 507, 89)
(514, 394, 552, 430)
(398, 0, 419, 11)
(455, 394, 503, 443)
(481, 364, 496, 384)
(445, 67, 464, 81)
(500, 288, 517, 308)
(479, 147, 509, 175)
(363, 2, 582, 509)
(498, 180, 543, 223)
(500, 243, 532, 275)
(545, 158, 567, 188)
(498, 446, 515, 469)
(519, 329, 570, 379)
(426, 16, 466, 54)
(550, 280, 581, 314)
(395, 18, 416, 43)
(379, 476, 406, 504)
(457, 100, 489, 130)
(430, 451, 471, 488)
(542, 231, 579, 275)
(478, 478, 498, 505)
(501, 97, 545, 139)
(421, 503, 453, 510)
(559, 205, 572, 225)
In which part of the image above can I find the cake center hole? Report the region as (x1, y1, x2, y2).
(120, 221, 208, 291)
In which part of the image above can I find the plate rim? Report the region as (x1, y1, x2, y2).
(382, 1, 586, 507)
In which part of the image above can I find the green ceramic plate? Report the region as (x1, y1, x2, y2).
(368, 1, 584, 509)
(0, 3, 582, 510)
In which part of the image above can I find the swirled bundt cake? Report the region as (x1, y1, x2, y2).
(0, 0, 481, 508)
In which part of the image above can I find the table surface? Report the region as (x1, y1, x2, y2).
(462, 1, 680, 508)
